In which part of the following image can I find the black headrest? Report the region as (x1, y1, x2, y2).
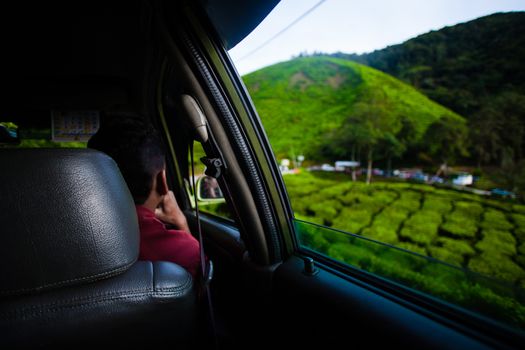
(0, 148, 139, 296)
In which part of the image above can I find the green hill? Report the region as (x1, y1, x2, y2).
(332, 12, 525, 168)
(244, 56, 465, 162)
(335, 12, 525, 116)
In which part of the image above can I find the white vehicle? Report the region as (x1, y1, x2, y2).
(453, 173, 473, 186)
(335, 160, 360, 172)
(321, 163, 336, 171)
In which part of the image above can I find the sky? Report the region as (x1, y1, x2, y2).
(228, 0, 525, 76)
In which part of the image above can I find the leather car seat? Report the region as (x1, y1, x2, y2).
(0, 149, 196, 347)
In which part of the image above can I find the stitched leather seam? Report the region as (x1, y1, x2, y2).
(0, 261, 136, 296)
(1, 273, 192, 320)
(0, 273, 193, 319)
(1, 291, 192, 321)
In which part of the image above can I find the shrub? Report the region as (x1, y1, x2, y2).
(309, 233, 331, 252)
(454, 201, 484, 219)
(457, 192, 484, 203)
(476, 229, 517, 257)
(511, 213, 525, 241)
(513, 204, 525, 214)
(519, 243, 525, 256)
(435, 189, 465, 200)
(481, 209, 514, 231)
(322, 229, 353, 245)
(485, 199, 512, 212)
(296, 223, 329, 252)
(511, 213, 525, 228)
(517, 255, 525, 270)
(392, 197, 420, 212)
(515, 227, 525, 241)
(339, 191, 362, 206)
(435, 237, 475, 257)
(319, 182, 354, 198)
(361, 225, 398, 244)
(422, 195, 452, 214)
(290, 200, 309, 215)
(406, 210, 442, 226)
(352, 196, 384, 214)
(372, 208, 408, 232)
(459, 282, 525, 328)
(308, 199, 342, 224)
(395, 241, 427, 255)
(332, 208, 372, 234)
(287, 183, 319, 197)
(441, 219, 478, 238)
(468, 253, 525, 283)
(316, 223, 525, 328)
(400, 190, 422, 201)
(327, 242, 376, 270)
(428, 247, 464, 267)
(385, 182, 412, 191)
(400, 224, 438, 246)
(293, 192, 326, 214)
(296, 220, 353, 251)
(410, 184, 435, 193)
(294, 213, 323, 226)
(371, 190, 398, 205)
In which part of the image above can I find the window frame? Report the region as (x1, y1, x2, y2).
(162, 3, 525, 347)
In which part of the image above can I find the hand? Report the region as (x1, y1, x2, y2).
(155, 191, 190, 232)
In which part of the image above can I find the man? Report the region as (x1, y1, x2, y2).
(88, 113, 201, 278)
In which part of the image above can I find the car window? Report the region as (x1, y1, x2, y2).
(229, 1, 525, 332)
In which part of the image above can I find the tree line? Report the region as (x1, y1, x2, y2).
(324, 12, 525, 191)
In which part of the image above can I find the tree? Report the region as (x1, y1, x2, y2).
(470, 92, 525, 169)
(332, 91, 399, 184)
(423, 116, 469, 174)
(469, 103, 503, 168)
(377, 132, 406, 176)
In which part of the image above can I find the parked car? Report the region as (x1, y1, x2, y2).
(452, 173, 474, 186)
(410, 172, 429, 182)
(320, 163, 336, 171)
(1, 1, 523, 349)
(491, 188, 517, 199)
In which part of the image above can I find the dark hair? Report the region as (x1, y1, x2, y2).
(88, 113, 166, 204)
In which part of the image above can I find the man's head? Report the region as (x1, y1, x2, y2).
(88, 113, 166, 204)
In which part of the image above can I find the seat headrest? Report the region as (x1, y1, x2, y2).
(0, 149, 139, 296)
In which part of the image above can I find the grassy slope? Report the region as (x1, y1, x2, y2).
(243, 56, 464, 159)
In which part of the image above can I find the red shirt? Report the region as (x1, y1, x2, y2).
(136, 205, 201, 279)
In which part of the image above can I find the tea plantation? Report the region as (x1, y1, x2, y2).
(285, 171, 525, 329)
(286, 171, 525, 285)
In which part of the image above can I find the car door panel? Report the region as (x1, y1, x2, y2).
(272, 255, 497, 349)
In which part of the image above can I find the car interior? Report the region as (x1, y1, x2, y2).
(1, 1, 524, 349)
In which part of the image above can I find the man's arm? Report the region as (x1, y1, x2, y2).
(155, 190, 191, 233)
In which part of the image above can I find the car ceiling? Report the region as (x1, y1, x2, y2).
(197, 0, 280, 49)
(2, 2, 150, 111)
(1, 1, 279, 111)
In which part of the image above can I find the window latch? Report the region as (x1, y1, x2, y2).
(201, 157, 224, 179)
(303, 257, 319, 276)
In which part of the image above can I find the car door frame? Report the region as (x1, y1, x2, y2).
(157, 2, 525, 348)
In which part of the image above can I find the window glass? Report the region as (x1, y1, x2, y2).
(229, 0, 525, 332)
(296, 219, 525, 330)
